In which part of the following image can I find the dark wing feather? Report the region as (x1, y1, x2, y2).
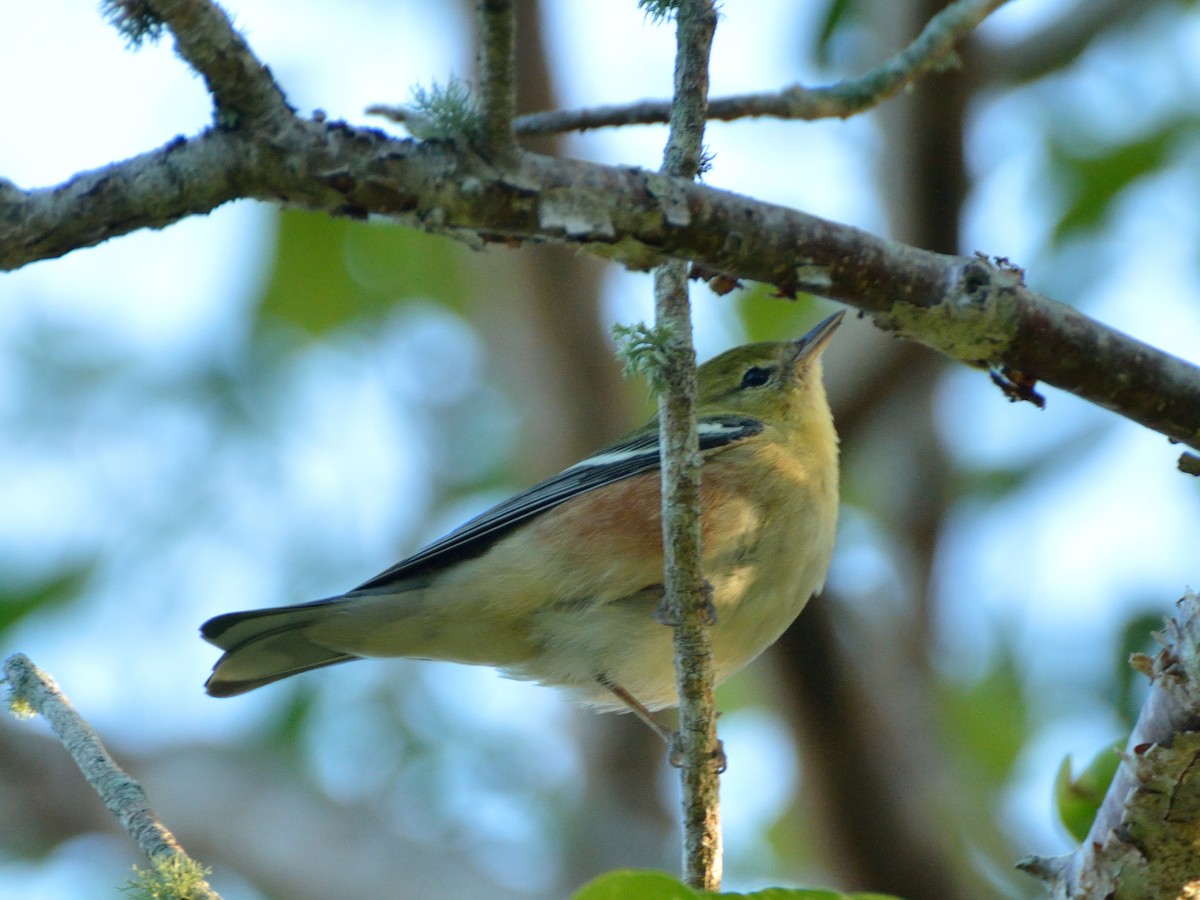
(350, 415, 764, 592)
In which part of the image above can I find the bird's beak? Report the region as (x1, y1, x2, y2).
(790, 310, 845, 365)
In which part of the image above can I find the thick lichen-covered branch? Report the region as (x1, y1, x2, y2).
(4, 127, 1198, 455)
(1, 0, 1196, 461)
(1019, 591, 1200, 898)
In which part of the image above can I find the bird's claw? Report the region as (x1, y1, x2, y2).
(668, 733, 726, 774)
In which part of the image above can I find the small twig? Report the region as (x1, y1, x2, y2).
(475, 0, 518, 156)
(653, 0, 722, 891)
(514, 0, 1012, 135)
(3, 653, 221, 900)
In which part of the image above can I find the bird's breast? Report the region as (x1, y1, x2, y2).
(701, 438, 838, 679)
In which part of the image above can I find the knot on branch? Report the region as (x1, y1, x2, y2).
(874, 254, 1024, 366)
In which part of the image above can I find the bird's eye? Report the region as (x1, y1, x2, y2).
(740, 366, 773, 388)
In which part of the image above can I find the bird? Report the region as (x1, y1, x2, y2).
(201, 311, 842, 725)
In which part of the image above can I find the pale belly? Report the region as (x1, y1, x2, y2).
(509, 502, 833, 711)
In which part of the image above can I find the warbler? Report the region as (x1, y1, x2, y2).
(201, 311, 842, 720)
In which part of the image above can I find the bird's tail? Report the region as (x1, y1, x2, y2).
(201, 598, 360, 697)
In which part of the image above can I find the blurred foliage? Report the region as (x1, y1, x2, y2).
(939, 644, 1029, 785)
(257, 678, 322, 762)
(1053, 744, 1122, 843)
(949, 418, 1110, 504)
(257, 209, 471, 335)
(1113, 609, 1164, 725)
(812, 0, 861, 68)
(1035, 608, 1168, 845)
(573, 869, 901, 899)
(732, 284, 829, 344)
(1047, 116, 1200, 245)
(0, 563, 93, 639)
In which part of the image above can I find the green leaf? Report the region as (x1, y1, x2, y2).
(1049, 118, 1199, 244)
(1114, 610, 1163, 727)
(259, 680, 320, 758)
(342, 219, 470, 310)
(573, 870, 697, 900)
(0, 564, 94, 637)
(814, 0, 860, 66)
(571, 870, 903, 900)
(939, 644, 1028, 784)
(1054, 744, 1122, 843)
(732, 285, 833, 345)
(257, 210, 362, 335)
(256, 210, 470, 336)
(732, 890, 902, 899)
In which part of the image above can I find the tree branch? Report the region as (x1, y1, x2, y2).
(652, 0, 722, 890)
(475, 0, 518, 156)
(2, 0, 1196, 461)
(1019, 590, 1200, 897)
(145, 0, 292, 126)
(3, 126, 1198, 456)
(513, 0, 1012, 134)
(3, 653, 221, 899)
(0, 132, 247, 265)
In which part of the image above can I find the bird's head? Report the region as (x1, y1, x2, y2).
(696, 311, 844, 426)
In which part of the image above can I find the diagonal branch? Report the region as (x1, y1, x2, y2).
(2, 0, 1197, 461)
(145, 0, 292, 126)
(3, 130, 1199, 456)
(3, 654, 221, 899)
(1019, 591, 1200, 897)
(514, 0, 1012, 134)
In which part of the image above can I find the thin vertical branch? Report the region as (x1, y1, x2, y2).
(476, 0, 518, 156)
(3, 653, 221, 899)
(652, 0, 721, 890)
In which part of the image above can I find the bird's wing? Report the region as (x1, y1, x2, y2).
(349, 414, 764, 592)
